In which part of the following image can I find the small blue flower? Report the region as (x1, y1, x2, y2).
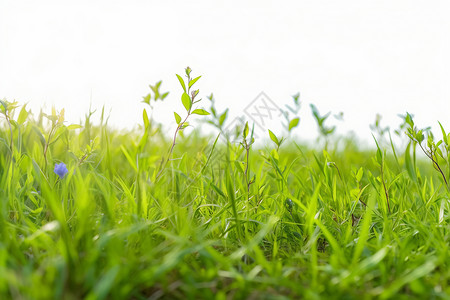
(54, 162, 68, 179)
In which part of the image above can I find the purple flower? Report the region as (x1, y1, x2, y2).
(54, 162, 68, 179)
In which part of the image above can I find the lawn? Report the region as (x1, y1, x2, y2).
(1, 68, 449, 299)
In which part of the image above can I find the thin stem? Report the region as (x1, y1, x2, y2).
(418, 142, 448, 188)
(155, 73, 192, 181)
(155, 112, 191, 181)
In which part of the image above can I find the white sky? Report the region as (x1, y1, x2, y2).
(1, 0, 449, 144)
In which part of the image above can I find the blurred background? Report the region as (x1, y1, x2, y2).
(1, 0, 449, 144)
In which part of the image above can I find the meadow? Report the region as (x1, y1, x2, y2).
(1, 68, 450, 299)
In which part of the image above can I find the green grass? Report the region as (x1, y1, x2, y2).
(1, 77, 450, 299)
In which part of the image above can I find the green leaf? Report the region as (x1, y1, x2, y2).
(142, 94, 151, 104)
(210, 106, 217, 117)
(352, 193, 376, 264)
(120, 145, 137, 172)
(33, 126, 45, 147)
(271, 148, 279, 161)
(405, 112, 414, 128)
(243, 122, 249, 138)
(417, 130, 424, 143)
(143, 109, 149, 128)
(161, 92, 169, 100)
(67, 124, 83, 130)
(436, 146, 443, 159)
(234, 160, 244, 174)
(405, 142, 417, 182)
(372, 136, 382, 165)
(268, 129, 279, 145)
(17, 105, 28, 125)
(179, 122, 189, 130)
(439, 121, 447, 145)
(29, 207, 43, 215)
(288, 118, 300, 131)
(0, 100, 7, 113)
(44, 114, 58, 123)
(376, 148, 382, 165)
(189, 75, 201, 88)
(176, 74, 186, 92)
(219, 110, 228, 126)
(174, 112, 182, 124)
(210, 181, 226, 198)
(225, 168, 239, 235)
(10, 120, 18, 128)
(191, 109, 210, 115)
(356, 167, 364, 182)
(181, 92, 191, 112)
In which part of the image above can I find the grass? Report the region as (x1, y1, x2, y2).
(1, 71, 450, 299)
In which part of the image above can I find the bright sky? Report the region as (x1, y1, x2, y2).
(1, 0, 449, 143)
